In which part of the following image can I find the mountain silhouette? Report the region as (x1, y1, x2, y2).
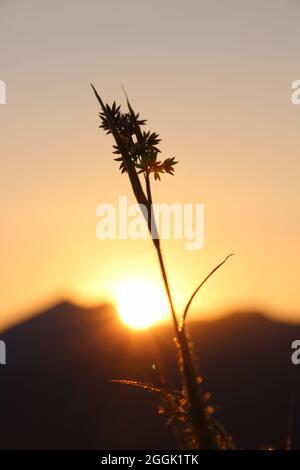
(0, 301, 299, 449)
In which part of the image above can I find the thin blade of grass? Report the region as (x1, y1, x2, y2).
(110, 379, 166, 395)
(286, 396, 295, 450)
(181, 254, 234, 330)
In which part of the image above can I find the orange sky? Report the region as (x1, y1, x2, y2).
(0, 0, 299, 330)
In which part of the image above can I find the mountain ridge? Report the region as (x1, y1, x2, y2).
(0, 301, 299, 449)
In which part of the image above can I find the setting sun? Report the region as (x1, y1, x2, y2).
(114, 279, 169, 329)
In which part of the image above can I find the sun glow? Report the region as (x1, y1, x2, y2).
(114, 279, 169, 329)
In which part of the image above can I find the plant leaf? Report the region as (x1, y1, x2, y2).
(110, 379, 167, 396)
(180, 254, 234, 330)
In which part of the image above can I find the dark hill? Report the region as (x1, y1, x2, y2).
(0, 301, 299, 449)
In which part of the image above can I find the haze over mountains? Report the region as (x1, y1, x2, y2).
(0, 301, 299, 449)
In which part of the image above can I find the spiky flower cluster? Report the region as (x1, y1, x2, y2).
(99, 100, 178, 180)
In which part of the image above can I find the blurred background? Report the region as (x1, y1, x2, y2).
(0, 0, 299, 330)
(1, 0, 300, 451)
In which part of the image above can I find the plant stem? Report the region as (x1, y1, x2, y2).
(154, 239, 179, 333)
(153, 237, 212, 450)
(145, 172, 212, 448)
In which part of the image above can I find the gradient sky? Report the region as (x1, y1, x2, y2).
(0, 0, 299, 329)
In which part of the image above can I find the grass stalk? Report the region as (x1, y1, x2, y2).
(91, 85, 235, 449)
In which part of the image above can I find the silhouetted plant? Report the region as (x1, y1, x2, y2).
(92, 85, 234, 450)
